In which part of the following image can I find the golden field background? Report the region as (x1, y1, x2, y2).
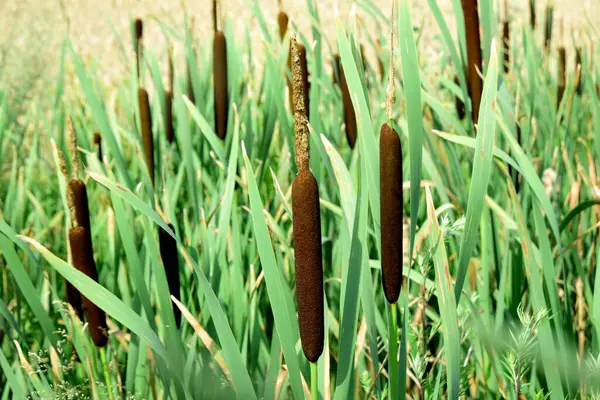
(0, 0, 596, 111)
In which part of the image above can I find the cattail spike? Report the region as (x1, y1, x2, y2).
(292, 169, 324, 362)
(69, 226, 108, 348)
(558, 46, 566, 109)
(544, 3, 554, 50)
(278, 11, 289, 41)
(138, 87, 155, 185)
(93, 133, 102, 161)
(159, 224, 182, 328)
(379, 123, 403, 304)
(214, 31, 229, 140)
(502, 20, 510, 74)
(135, 18, 143, 78)
(165, 90, 175, 143)
(529, 0, 536, 30)
(291, 37, 310, 172)
(340, 60, 357, 148)
(461, 0, 483, 128)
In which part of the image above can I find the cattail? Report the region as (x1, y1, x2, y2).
(291, 36, 324, 363)
(138, 88, 154, 185)
(278, 11, 289, 41)
(461, 0, 483, 127)
(165, 90, 174, 144)
(576, 47, 583, 95)
(379, 123, 403, 304)
(93, 132, 102, 161)
(454, 75, 466, 120)
(339, 59, 357, 148)
(333, 54, 341, 87)
(70, 179, 92, 236)
(529, 0, 536, 31)
(557, 46, 566, 109)
(502, 20, 510, 74)
(69, 226, 108, 347)
(135, 18, 143, 78)
(544, 3, 553, 50)
(65, 282, 84, 320)
(158, 224, 181, 328)
(214, 31, 229, 140)
(187, 48, 196, 106)
(296, 43, 310, 120)
(508, 123, 521, 192)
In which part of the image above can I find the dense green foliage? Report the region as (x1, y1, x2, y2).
(1, 0, 600, 398)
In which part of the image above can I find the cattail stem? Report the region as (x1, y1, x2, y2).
(138, 88, 155, 185)
(212, 0, 218, 33)
(291, 36, 324, 364)
(461, 0, 483, 127)
(158, 224, 181, 328)
(214, 31, 229, 140)
(388, 303, 398, 400)
(100, 347, 116, 400)
(310, 362, 318, 400)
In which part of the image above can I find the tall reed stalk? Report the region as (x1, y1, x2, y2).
(558, 46, 566, 109)
(291, 36, 323, 398)
(544, 3, 554, 51)
(339, 56, 357, 148)
(135, 18, 143, 79)
(213, 28, 229, 140)
(158, 224, 181, 327)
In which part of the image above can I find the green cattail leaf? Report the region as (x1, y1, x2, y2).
(89, 172, 257, 399)
(511, 191, 565, 398)
(453, 40, 499, 301)
(0, 349, 26, 399)
(398, 0, 425, 263)
(183, 95, 226, 162)
(425, 185, 461, 400)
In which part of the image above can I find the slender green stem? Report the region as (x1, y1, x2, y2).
(310, 361, 318, 400)
(389, 303, 398, 400)
(100, 347, 115, 400)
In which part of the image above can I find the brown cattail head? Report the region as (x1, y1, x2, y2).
(158, 224, 181, 328)
(461, 0, 483, 127)
(291, 37, 310, 172)
(65, 282, 84, 321)
(544, 4, 554, 50)
(292, 169, 324, 362)
(165, 90, 175, 144)
(339, 61, 357, 148)
(69, 226, 108, 347)
(187, 46, 196, 106)
(502, 20, 510, 74)
(135, 18, 143, 78)
(214, 31, 229, 140)
(454, 75, 466, 120)
(557, 46, 566, 108)
(576, 47, 583, 95)
(138, 87, 155, 185)
(278, 11, 289, 41)
(529, 0, 536, 30)
(379, 123, 403, 304)
(93, 132, 102, 161)
(333, 54, 341, 86)
(168, 45, 174, 93)
(69, 179, 92, 234)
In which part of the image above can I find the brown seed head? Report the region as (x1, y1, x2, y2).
(461, 0, 483, 127)
(340, 61, 357, 149)
(165, 90, 175, 144)
(557, 46, 566, 108)
(69, 226, 108, 347)
(292, 169, 324, 362)
(158, 224, 181, 328)
(214, 31, 229, 140)
(138, 87, 155, 185)
(278, 11, 289, 41)
(379, 123, 403, 304)
(93, 132, 102, 161)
